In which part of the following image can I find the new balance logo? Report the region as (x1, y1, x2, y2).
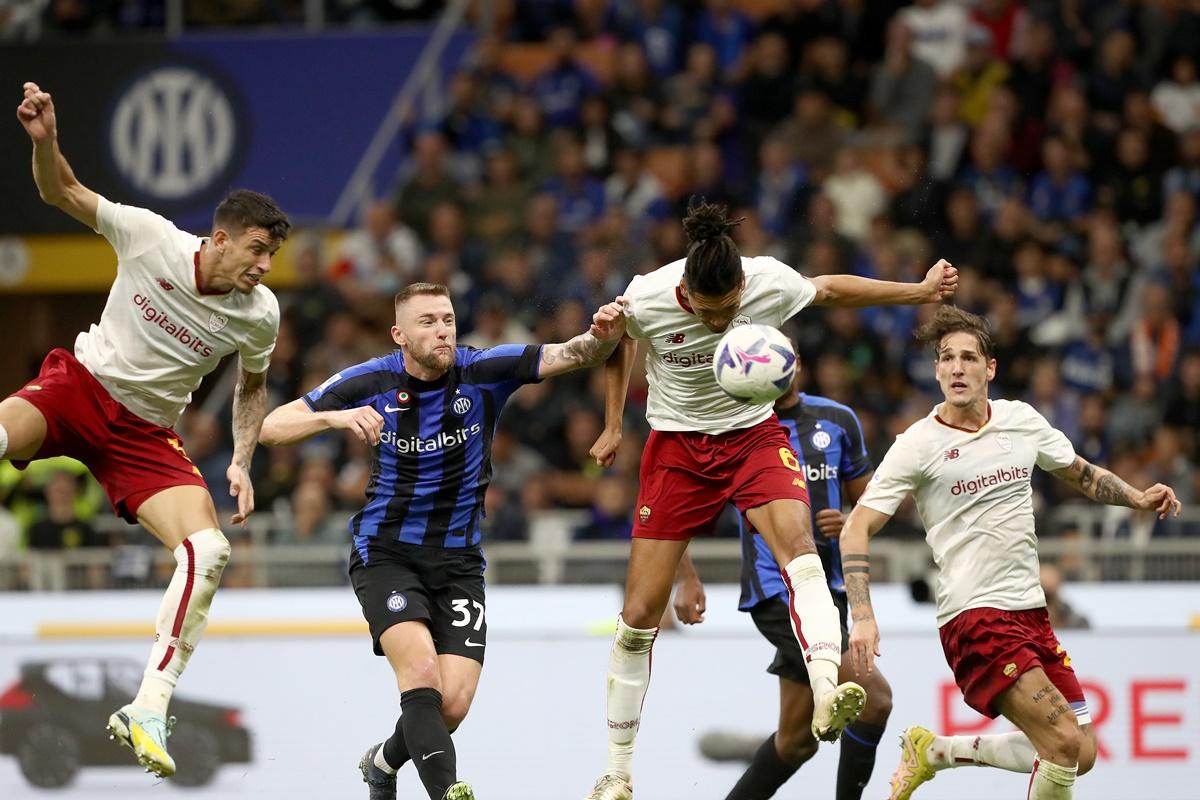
(664, 332, 685, 344)
(943, 449, 960, 461)
(156, 278, 174, 291)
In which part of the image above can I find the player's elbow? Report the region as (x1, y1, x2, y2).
(258, 419, 286, 447)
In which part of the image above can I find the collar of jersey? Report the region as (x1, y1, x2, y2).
(934, 400, 993, 434)
(403, 371, 451, 391)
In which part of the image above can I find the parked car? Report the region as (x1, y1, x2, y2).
(0, 658, 251, 788)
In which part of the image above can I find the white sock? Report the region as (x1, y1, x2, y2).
(781, 553, 841, 695)
(374, 744, 397, 775)
(134, 529, 230, 716)
(605, 615, 657, 780)
(1027, 757, 1077, 799)
(927, 732, 1037, 773)
(0, 422, 8, 460)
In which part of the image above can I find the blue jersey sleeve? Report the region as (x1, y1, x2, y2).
(839, 407, 872, 480)
(303, 357, 395, 412)
(459, 344, 543, 386)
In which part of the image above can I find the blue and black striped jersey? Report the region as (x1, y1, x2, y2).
(304, 344, 542, 559)
(738, 394, 872, 610)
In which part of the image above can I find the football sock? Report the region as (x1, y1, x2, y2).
(401, 688, 456, 800)
(837, 720, 885, 799)
(380, 716, 410, 773)
(0, 422, 8, 460)
(605, 615, 658, 780)
(928, 732, 1037, 772)
(1027, 757, 1077, 799)
(135, 529, 229, 716)
(725, 734, 803, 800)
(780, 554, 841, 693)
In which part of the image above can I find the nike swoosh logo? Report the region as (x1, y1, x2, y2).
(464, 639, 484, 648)
(422, 751, 444, 761)
(383, 405, 406, 413)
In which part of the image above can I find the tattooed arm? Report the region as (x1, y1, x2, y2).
(1052, 456, 1182, 519)
(537, 297, 627, 378)
(839, 504, 894, 676)
(227, 367, 269, 526)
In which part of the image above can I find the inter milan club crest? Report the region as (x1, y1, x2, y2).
(452, 394, 472, 416)
(811, 430, 832, 450)
(386, 592, 408, 613)
(996, 432, 1013, 452)
(207, 311, 229, 333)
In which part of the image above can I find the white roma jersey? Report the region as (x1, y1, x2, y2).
(74, 196, 280, 428)
(623, 256, 816, 434)
(858, 399, 1077, 625)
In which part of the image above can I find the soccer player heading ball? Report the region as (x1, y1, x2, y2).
(841, 305, 1181, 800)
(11, 82, 290, 778)
(583, 200, 957, 800)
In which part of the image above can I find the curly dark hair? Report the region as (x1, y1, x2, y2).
(681, 199, 744, 297)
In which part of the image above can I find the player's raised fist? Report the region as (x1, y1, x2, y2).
(921, 259, 958, 302)
(589, 427, 622, 468)
(16, 81, 57, 143)
(589, 295, 627, 341)
(332, 406, 385, 446)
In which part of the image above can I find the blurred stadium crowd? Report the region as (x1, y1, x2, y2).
(4, 0, 1200, 591)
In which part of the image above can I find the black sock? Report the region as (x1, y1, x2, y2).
(725, 734, 803, 800)
(837, 720, 885, 800)
(400, 688, 456, 800)
(382, 715, 411, 770)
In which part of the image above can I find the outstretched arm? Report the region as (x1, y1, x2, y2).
(16, 82, 98, 229)
(590, 335, 638, 468)
(537, 296, 626, 378)
(672, 551, 706, 624)
(840, 504, 894, 676)
(810, 259, 957, 307)
(1052, 455, 1182, 519)
(226, 368, 271, 526)
(259, 398, 384, 448)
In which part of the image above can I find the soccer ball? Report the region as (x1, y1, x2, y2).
(713, 324, 797, 404)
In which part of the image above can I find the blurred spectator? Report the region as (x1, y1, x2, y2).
(465, 34, 521, 127)
(970, 0, 1028, 61)
(517, 193, 577, 288)
(1073, 393, 1110, 467)
(615, 0, 685, 78)
(27, 470, 102, 592)
(579, 94, 620, 175)
(1, 0, 46, 38)
(987, 291, 1035, 395)
(1151, 56, 1200, 136)
(529, 24, 600, 129)
(574, 475, 634, 540)
(1028, 135, 1092, 229)
(393, 129, 462, 241)
(539, 137, 606, 236)
(1164, 349, 1200, 440)
(275, 481, 344, 546)
(331, 199, 422, 306)
(1107, 375, 1163, 451)
(934, 188, 987, 270)
(506, 93, 556, 186)
(661, 43, 720, 142)
(958, 124, 1022, 222)
(281, 233, 347, 354)
(426, 201, 486, 281)
(439, 70, 502, 180)
(925, 85, 970, 182)
(1163, 129, 1200, 202)
(1128, 281, 1182, 385)
(823, 146, 886, 243)
(1025, 357, 1082, 445)
(1146, 426, 1197, 524)
(774, 87, 846, 179)
(1098, 128, 1162, 226)
(738, 31, 795, 150)
(605, 41, 661, 149)
(900, 0, 969, 79)
(604, 147, 668, 237)
(1040, 563, 1091, 630)
(751, 136, 808, 239)
(1059, 312, 1116, 396)
(954, 24, 1010, 127)
(470, 147, 531, 249)
(803, 36, 864, 124)
(1086, 29, 1143, 126)
(869, 16, 938, 142)
(460, 294, 536, 350)
(693, 0, 754, 79)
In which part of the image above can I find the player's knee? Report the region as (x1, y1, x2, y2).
(1077, 729, 1097, 775)
(184, 529, 230, 579)
(1043, 722, 1081, 764)
(775, 728, 818, 765)
(618, 604, 662, 633)
(441, 690, 473, 730)
(397, 658, 441, 692)
(862, 678, 893, 724)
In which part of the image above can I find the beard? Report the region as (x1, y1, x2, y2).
(409, 343, 455, 373)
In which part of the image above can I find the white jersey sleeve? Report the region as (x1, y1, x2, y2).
(1027, 404, 1077, 471)
(238, 293, 280, 374)
(622, 273, 649, 341)
(858, 430, 924, 516)
(95, 196, 177, 265)
(768, 258, 818, 321)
